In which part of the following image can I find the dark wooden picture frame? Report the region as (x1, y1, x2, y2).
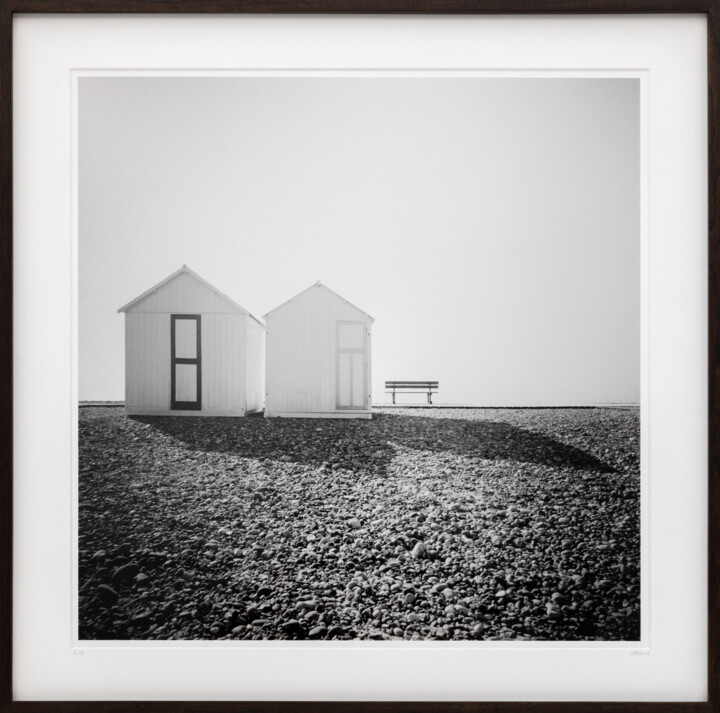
(1, 1, 717, 711)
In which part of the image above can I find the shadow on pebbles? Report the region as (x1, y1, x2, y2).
(78, 406, 640, 642)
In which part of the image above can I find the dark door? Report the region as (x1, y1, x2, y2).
(171, 315, 201, 411)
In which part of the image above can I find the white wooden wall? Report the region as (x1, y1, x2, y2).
(124, 271, 240, 315)
(201, 313, 246, 414)
(125, 313, 171, 412)
(265, 285, 372, 417)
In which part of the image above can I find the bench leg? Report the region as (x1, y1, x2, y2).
(427, 391, 432, 405)
(392, 391, 396, 405)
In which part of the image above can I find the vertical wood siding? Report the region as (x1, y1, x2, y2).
(265, 286, 372, 415)
(125, 271, 241, 314)
(201, 313, 245, 414)
(125, 312, 171, 411)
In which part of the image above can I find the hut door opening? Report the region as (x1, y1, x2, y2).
(336, 322, 367, 410)
(171, 315, 201, 411)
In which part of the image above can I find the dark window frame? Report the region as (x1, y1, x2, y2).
(170, 314, 202, 411)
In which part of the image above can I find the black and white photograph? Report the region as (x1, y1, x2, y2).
(78, 75, 640, 643)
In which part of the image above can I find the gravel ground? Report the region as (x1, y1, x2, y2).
(78, 406, 640, 641)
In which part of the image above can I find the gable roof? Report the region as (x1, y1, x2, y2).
(117, 265, 263, 325)
(263, 281, 374, 322)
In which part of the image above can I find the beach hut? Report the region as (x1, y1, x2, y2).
(264, 282, 374, 419)
(118, 265, 264, 416)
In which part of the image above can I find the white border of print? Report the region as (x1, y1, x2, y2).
(13, 14, 706, 702)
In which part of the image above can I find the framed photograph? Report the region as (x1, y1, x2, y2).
(3, 2, 716, 710)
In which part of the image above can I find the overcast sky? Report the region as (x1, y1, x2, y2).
(79, 76, 639, 406)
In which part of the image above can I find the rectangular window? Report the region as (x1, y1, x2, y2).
(171, 315, 201, 411)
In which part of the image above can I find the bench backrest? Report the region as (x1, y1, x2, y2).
(385, 381, 439, 389)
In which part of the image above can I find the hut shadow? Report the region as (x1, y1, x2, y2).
(133, 412, 615, 475)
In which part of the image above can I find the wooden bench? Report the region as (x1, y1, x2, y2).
(385, 381, 439, 405)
